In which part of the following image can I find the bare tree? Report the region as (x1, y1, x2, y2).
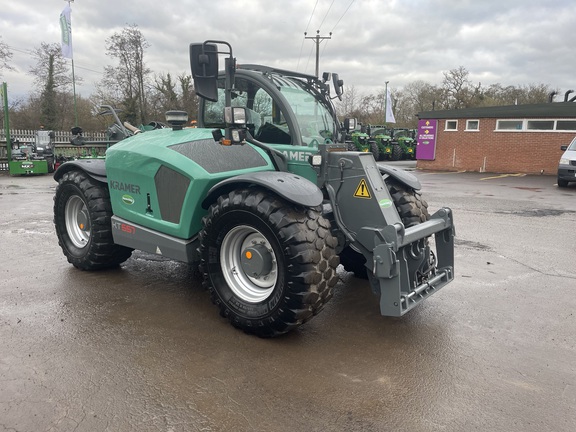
(335, 84, 360, 118)
(441, 66, 482, 109)
(147, 73, 199, 123)
(28, 42, 77, 91)
(24, 42, 81, 129)
(0, 35, 14, 78)
(178, 74, 199, 122)
(153, 73, 179, 109)
(101, 24, 151, 125)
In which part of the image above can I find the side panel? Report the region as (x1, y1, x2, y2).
(111, 216, 200, 263)
(326, 151, 403, 236)
(273, 144, 318, 182)
(105, 128, 274, 240)
(9, 160, 48, 175)
(154, 166, 191, 224)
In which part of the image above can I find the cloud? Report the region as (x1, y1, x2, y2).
(1, 0, 575, 101)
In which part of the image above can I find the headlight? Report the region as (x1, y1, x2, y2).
(559, 158, 570, 165)
(309, 155, 322, 166)
(224, 107, 246, 125)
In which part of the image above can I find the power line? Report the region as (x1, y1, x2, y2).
(330, 0, 356, 33)
(298, 0, 320, 70)
(7, 44, 103, 75)
(304, 44, 315, 75)
(305, 0, 320, 33)
(310, 0, 356, 67)
(319, 0, 336, 31)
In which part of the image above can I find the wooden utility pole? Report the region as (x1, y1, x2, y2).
(304, 30, 332, 77)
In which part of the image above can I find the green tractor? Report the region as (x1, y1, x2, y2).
(392, 128, 417, 159)
(367, 125, 400, 161)
(53, 41, 455, 337)
(345, 122, 380, 160)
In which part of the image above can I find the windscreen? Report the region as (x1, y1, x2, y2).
(274, 76, 337, 146)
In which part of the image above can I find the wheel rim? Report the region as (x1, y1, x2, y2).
(220, 225, 278, 303)
(65, 195, 91, 248)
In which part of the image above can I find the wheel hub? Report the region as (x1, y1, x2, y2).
(220, 226, 278, 303)
(240, 244, 273, 278)
(64, 195, 91, 248)
(77, 209, 90, 231)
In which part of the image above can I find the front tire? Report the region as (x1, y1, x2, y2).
(558, 177, 569, 187)
(54, 170, 132, 270)
(46, 156, 55, 173)
(390, 144, 403, 161)
(199, 188, 339, 337)
(369, 141, 380, 161)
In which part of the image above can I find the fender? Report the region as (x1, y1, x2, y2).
(53, 158, 107, 184)
(378, 164, 421, 190)
(202, 171, 323, 209)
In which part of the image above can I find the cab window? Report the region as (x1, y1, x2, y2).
(203, 78, 292, 144)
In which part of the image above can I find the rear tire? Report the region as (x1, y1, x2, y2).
(54, 170, 132, 270)
(199, 188, 339, 337)
(339, 179, 429, 279)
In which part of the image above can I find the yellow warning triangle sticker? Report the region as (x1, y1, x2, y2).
(354, 179, 371, 199)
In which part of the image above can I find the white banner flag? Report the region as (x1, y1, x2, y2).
(385, 88, 396, 123)
(60, 4, 73, 59)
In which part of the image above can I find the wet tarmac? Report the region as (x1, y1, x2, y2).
(1, 170, 575, 432)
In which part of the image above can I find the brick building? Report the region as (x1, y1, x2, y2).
(416, 102, 576, 174)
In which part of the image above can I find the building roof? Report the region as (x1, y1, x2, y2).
(417, 102, 576, 119)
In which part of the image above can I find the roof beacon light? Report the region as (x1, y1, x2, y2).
(165, 110, 189, 130)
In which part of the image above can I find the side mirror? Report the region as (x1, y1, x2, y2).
(344, 118, 357, 131)
(190, 43, 219, 102)
(560, 145, 568, 151)
(332, 73, 343, 101)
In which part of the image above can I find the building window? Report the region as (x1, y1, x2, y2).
(496, 120, 523, 130)
(556, 120, 576, 131)
(496, 118, 576, 132)
(527, 120, 554, 130)
(445, 120, 458, 131)
(466, 120, 479, 131)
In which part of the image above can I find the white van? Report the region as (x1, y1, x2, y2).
(558, 136, 576, 187)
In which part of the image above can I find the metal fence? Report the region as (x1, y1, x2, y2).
(1, 129, 108, 144)
(1, 129, 110, 171)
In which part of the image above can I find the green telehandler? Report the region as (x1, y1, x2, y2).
(53, 40, 455, 337)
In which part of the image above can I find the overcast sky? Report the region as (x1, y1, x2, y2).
(1, 0, 575, 102)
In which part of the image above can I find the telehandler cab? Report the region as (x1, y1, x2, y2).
(53, 40, 455, 337)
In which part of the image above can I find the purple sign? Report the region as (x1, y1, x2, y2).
(416, 119, 438, 160)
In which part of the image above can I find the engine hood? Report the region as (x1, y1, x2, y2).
(104, 127, 274, 239)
